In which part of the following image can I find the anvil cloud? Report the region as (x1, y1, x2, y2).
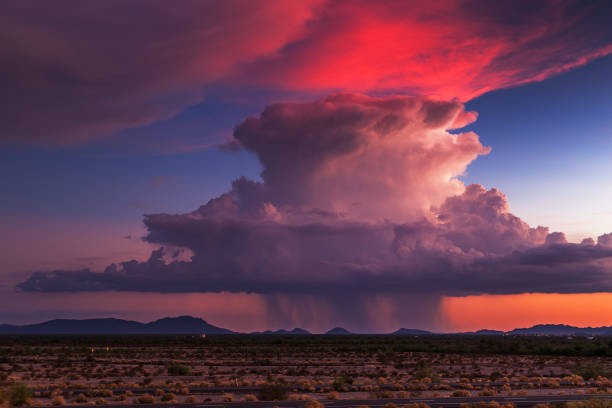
(18, 94, 612, 295)
(1, 0, 611, 144)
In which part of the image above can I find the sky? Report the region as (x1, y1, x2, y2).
(1, 0, 612, 333)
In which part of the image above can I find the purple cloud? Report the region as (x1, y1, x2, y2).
(18, 94, 612, 295)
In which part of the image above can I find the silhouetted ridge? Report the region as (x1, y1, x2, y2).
(392, 328, 433, 335)
(507, 324, 612, 336)
(326, 327, 353, 335)
(0, 316, 234, 334)
(252, 327, 310, 335)
(1, 318, 610, 335)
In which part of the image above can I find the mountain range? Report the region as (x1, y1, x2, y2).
(0, 317, 610, 335)
(0, 316, 233, 334)
(251, 328, 311, 335)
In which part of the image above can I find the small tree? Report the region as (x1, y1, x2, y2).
(167, 365, 190, 376)
(9, 384, 32, 407)
(258, 384, 288, 401)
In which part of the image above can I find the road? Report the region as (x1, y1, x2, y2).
(44, 381, 605, 396)
(49, 393, 612, 408)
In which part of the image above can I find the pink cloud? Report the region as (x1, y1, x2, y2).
(2, 0, 611, 144)
(240, 0, 612, 100)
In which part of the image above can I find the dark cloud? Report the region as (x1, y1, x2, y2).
(0, 0, 319, 144)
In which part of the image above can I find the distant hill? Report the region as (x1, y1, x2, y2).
(254, 328, 311, 335)
(393, 328, 432, 335)
(2, 317, 610, 336)
(473, 329, 505, 335)
(326, 327, 353, 335)
(507, 324, 612, 336)
(0, 316, 234, 334)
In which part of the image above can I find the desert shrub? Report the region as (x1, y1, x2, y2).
(75, 393, 88, 403)
(489, 372, 502, 382)
(8, 384, 32, 407)
(575, 363, 609, 381)
(459, 403, 500, 408)
(185, 396, 198, 403)
(396, 390, 409, 399)
(414, 360, 438, 381)
(402, 404, 431, 408)
(289, 394, 311, 401)
(304, 400, 324, 408)
(451, 390, 470, 397)
(566, 400, 612, 408)
(243, 394, 258, 402)
(546, 381, 560, 388)
(333, 376, 354, 391)
(167, 365, 190, 376)
(409, 382, 428, 391)
(327, 391, 339, 400)
(222, 394, 234, 402)
(95, 398, 106, 405)
(259, 384, 288, 401)
(161, 393, 175, 402)
(384, 403, 398, 408)
(136, 393, 155, 404)
(51, 396, 66, 406)
(479, 389, 496, 397)
(373, 390, 394, 399)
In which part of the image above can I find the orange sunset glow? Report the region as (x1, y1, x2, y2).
(442, 293, 612, 332)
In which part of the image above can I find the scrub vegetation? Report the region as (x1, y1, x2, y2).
(0, 335, 609, 406)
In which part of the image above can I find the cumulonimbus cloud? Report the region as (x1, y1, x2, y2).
(2, 0, 611, 144)
(18, 94, 612, 295)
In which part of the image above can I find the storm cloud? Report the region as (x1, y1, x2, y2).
(18, 94, 612, 296)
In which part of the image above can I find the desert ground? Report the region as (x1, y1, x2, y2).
(0, 335, 610, 408)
